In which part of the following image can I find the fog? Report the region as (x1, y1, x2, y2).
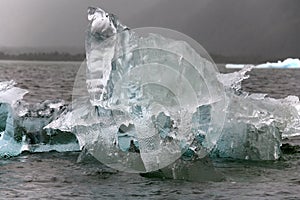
(0, 0, 299, 58)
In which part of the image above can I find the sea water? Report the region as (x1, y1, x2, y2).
(0, 60, 299, 199)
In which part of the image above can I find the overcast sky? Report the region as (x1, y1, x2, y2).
(0, 0, 299, 58)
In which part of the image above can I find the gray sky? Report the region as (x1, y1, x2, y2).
(0, 0, 300, 58)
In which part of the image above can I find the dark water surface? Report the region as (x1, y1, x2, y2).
(219, 64, 300, 99)
(0, 60, 81, 103)
(0, 60, 299, 199)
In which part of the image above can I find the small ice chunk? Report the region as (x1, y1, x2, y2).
(0, 131, 27, 157)
(0, 81, 79, 157)
(0, 80, 28, 105)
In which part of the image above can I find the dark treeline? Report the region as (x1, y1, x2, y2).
(0, 51, 85, 61)
(210, 54, 291, 64)
(0, 51, 288, 63)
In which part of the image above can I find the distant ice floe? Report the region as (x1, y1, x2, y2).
(226, 58, 300, 69)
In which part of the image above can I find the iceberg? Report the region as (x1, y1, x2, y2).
(47, 6, 300, 174)
(226, 58, 300, 69)
(48, 7, 227, 172)
(2, 7, 300, 175)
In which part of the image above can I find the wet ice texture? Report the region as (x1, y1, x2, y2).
(2, 7, 300, 164)
(0, 81, 79, 157)
(46, 7, 300, 165)
(216, 71, 300, 160)
(213, 92, 299, 160)
(70, 7, 226, 172)
(0, 81, 28, 157)
(47, 6, 300, 167)
(85, 7, 128, 106)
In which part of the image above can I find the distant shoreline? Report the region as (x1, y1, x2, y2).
(0, 51, 85, 62)
(210, 54, 297, 65)
(0, 51, 293, 64)
(0, 59, 83, 63)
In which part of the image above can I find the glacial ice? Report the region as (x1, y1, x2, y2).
(0, 81, 79, 157)
(212, 92, 299, 160)
(226, 58, 300, 69)
(55, 7, 229, 172)
(0, 81, 27, 157)
(1, 7, 300, 170)
(45, 6, 300, 172)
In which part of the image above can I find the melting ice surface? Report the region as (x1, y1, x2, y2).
(50, 7, 229, 172)
(46, 7, 300, 171)
(0, 81, 79, 157)
(1, 7, 300, 173)
(0, 81, 28, 157)
(226, 58, 300, 69)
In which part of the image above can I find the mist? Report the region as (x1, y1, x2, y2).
(0, 0, 299, 59)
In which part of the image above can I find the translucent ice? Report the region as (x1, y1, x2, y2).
(212, 93, 299, 160)
(46, 7, 300, 166)
(0, 80, 28, 105)
(0, 81, 28, 157)
(214, 70, 300, 160)
(85, 7, 128, 106)
(46, 7, 227, 172)
(1, 7, 299, 169)
(0, 81, 79, 157)
(0, 80, 28, 138)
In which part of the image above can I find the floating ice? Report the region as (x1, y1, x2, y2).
(47, 7, 300, 171)
(0, 81, 79, 157)
(0, 81, 28, 157)
(47, 7, 227, 172)
(2, 7, 300, 170)
(226, 58, 300, 69)
(0, 80, 28, 105)
(87, 7, 236, 172)
(215, 70, 300, 160)
(212, 92, 300, 160)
